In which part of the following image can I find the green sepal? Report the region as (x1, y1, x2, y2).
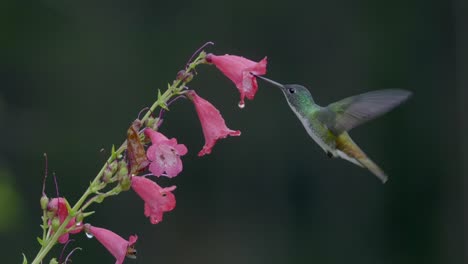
(49, 258, 58, 264)
(159, 102, 169, 111)
(199, 51, 207, 58)
(83, 211, 95, 218)
(111, 145, 117, 160)
(37, 237, 44, 246)
(22, 253, 28, 264)
(158, 88, 163, 99)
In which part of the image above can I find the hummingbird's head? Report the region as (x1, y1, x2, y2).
(255, 75, 315, 112)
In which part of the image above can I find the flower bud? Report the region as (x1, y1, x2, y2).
(51, 217, 61, 231)
(40, 195, 49, 210)
(94, 194, 105, 203)
(117, 162, 129, 180)
(102, 160, 119, 182)
(176, 70, 193, 83)
(49, 258, 59, 264)
(120, 176, 131, 191)
(109, 160, 119, 173)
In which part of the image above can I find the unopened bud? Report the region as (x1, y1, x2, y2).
(176, 70, 193, 83)
(117, 161, 129, 180)
(102, 160, 119, 182)
(40, 195, 49, 210)
(120, 176, 132, 191)
(94, 194, 105, 203)
(51, 217, 60, 231)
(108, 160, 119, 173)
(49, 258, 59, 264)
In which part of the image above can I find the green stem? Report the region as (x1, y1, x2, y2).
(29, 51, 207, 264)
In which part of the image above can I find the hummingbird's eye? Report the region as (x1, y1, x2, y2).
(288, 88, 296, 94)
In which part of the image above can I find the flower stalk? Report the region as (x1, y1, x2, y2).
(30, 50, 208, 264)
(28, 45, 269, 264)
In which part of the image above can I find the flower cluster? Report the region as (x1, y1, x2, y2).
(34, 48, 268, 264)
(46, 198, 83, 244)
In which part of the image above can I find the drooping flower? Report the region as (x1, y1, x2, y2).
(131, 176, 176, 224)
(47, 197, 82, 244)
(144, 128, 188, 178)
(187, 90, 241, 156)
(85, 224, 137, 264)
(206, 53, 267, 106)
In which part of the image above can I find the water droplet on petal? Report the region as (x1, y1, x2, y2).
(75, 222, 82, 227)
(85, 232, 94, 239)
(238, 101, 245, 109)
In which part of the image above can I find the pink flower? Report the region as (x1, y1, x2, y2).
(131, 176, 176, 224)
(187, 90, 241, 156)
(144, 128, 188, 178)
(86, 224, 137, 264)
(47, 197, 82, 244)
(206, 53, 267, 106)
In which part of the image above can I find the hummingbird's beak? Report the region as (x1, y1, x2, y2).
(252, 74, 286, 89)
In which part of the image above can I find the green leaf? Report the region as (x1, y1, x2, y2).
(22, 253, 28, 264)
(37, 237, 43, 246)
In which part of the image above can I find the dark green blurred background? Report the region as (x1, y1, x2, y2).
(1, 0, 466, 263)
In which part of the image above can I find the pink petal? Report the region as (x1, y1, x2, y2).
(131, 176, 176, 224)
(88, 226, 136, 264)
(174, 144, 188, 155)
(149, 161, 165, 177)
(164, 159, 183, 178)
(144, 129, 187, 178)
(144, 128, 168, 144)
(146, 145, 157, 162)
(187, 91, 241, 156)
(47, 198, 82, 244)
(58, 233, 70, 244)
(207, 54, 267, 104)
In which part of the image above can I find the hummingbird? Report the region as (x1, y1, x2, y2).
(255, 75, 411, 183)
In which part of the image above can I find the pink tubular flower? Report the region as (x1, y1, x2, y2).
(187, 90, 241, 156)
(131, 176, 176, 224)
(144, 128, 188, 178)
(47, 197, 82, 244)
(206, 53, 267, 106)
(86, 224, 137, 264)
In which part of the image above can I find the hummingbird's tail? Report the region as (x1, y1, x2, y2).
(356, 157, 388, 183)
(335, 132, 388, 183)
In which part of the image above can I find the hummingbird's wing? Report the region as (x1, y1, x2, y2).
(317, 89, 411, 135)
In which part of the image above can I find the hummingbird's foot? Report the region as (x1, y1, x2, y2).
(326, 151, 334, 158)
